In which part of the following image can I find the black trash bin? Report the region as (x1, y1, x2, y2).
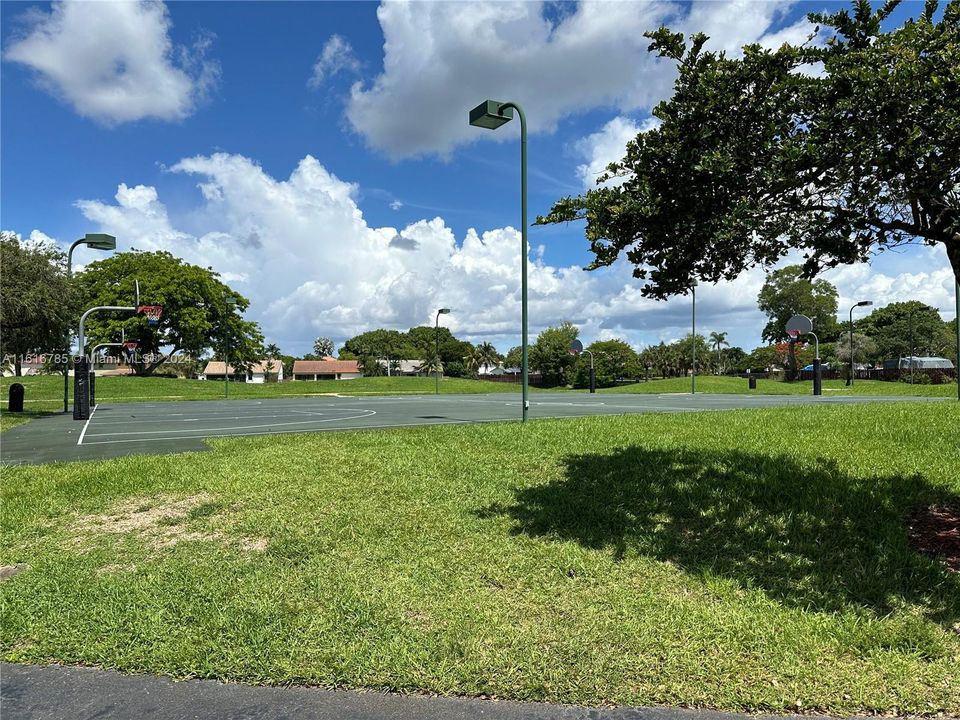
(748, 375, 757, 390)
(8, 383, 24, 412)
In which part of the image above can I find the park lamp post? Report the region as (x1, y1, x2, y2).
(435, 308, 450, 395)
(470, 99, 529, 422)
(64, 233, 116, 413)
(847, 300, 873, 387)
(224, 296, 237, 399)
(691, 280, 697, 395)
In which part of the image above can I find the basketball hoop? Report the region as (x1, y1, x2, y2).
(137, 305, 163, 326)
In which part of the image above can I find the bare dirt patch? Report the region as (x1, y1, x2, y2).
(72, 494, 267, 553)
(0, 564, 28, 581)
(907, 501, 960, 572)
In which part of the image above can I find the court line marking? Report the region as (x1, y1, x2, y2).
(85, 410, 335, 427)
(76, 404, 99, 446)
(76, 410, 706, 446)
(84, 409, 378, 438)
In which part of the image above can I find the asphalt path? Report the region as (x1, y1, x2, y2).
(0, 391, 947, 465)
(0, 663, 814, 720)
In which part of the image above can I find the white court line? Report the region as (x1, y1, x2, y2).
(87, 411, 332, 427)
(76, 404, 99, 446)
(77, 410, 707, 446)
(84, 409, 377, 438)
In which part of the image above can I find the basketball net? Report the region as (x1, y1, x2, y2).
(137, 305, 163, 326)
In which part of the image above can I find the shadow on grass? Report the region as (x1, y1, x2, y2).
(477, 446, 960, 623)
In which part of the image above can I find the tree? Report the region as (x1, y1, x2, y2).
(504, 345, 523, 369)
(0, 232, 74, 375)
(341, 329, 411, 363)
(313, 337, 335, 358)
(472, 342, 502, 372)
(757, 266, 840, 343)
(572, 339, 639, 388)
(265, 342, 282, 358)
(537, 1, 960, 296)
(857, 301, 951, 360)
(834, 332, 878, 365)
(73, 250, 264, 376)
(675, 333, 713, 375)
(529, 322, 579, 386)
(708, 331, 729, 372)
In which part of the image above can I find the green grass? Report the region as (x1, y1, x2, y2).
(0, 375, 533, 419)
(2, 402, 958, 713)
(601, 375, 958, 397)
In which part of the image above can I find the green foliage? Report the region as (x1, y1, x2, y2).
(504, 345, 523, 369)
(758, 265, 840, 342)
(537, 0, 960, 296)
(858, 301, 953, 360)
(73, 251, 264, 376)
(0, 232, 73, 375)
(572, 339, 639, 388)
(529, 321, 579, 386)
(312, 337, 335, 358)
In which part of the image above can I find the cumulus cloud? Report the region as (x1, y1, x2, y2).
(308, 34, 361, 89)
(575, 116, 660, 190)
(71, 153, 955, 355)
(346, 0, 815, 158)
(3, 0, 219, 124)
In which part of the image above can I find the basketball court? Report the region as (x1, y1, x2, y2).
(1, 391, 947, 465)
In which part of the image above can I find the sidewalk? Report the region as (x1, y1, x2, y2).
(1, 663, 793, 720)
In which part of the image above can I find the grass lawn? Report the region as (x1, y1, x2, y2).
(2, 402, 958, 713)
(602, 375, 958, 397)
(0, 374, 533, 419)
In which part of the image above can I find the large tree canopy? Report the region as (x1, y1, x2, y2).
(0, 232, 73, 375)
(74, 250, 264, 376)
(757, 265, 840, 343)
(537, 0, 960, 297)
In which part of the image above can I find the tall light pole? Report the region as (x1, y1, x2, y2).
(64, 233, 116, 412)
(691, 280, 697, 395)
(470, 100, 529, 422)
(847, 300, 873, 387)
(224, 296, 237, 399)
(435, 308, 450, 395)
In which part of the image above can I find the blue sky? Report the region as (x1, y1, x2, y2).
(2, 0, 955, 356)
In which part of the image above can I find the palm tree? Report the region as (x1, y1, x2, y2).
(473, 342, 502, 374)
(462, 353, 479, 371)
(709, 331, 729, 374)
(421, 354, 444, 376)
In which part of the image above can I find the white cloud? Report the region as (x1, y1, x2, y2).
(346, 0, 815, 158)
(3, 0, 219, 124)
(575, 115, 659, 190)
(72, 153, 956, 356)
(389, 200, 403, 211)
(308, 34, 361, 89)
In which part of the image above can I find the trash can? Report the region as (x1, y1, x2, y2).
(748, 376, 757, 390)
(8, 383, 24, 412)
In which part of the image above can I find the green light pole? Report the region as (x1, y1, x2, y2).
(470, 100, 529, 422)
(435, 308, 450, 395)
(64, 233, 116, 412)
(224, 296, 237, 399)
(691, 280, 697, 395)
(847, 300, 873, 387)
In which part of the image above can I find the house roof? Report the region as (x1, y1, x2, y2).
(293, 359, 360, 374)
(203, 359, 282, 375)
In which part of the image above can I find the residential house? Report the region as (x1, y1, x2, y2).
(201, 359, 283, 383)
(292, 359, 361, 380)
